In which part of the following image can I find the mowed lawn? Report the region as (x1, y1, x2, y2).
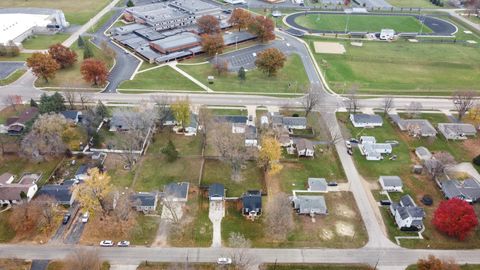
(22, 33, 70, 50)
(308, 38, 480, 95)
(0, 0, 111, 25)
(386, 0, 437, 8)
(119, 66, 204, 92)
(178, 54, 309, 94)
(294, 14, 431, 33)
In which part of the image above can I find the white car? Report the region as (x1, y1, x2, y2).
(81, 211, 89, 223)
(217, 257, 232, 265)
(100, 240, 114, 247)
(117, 240, 130, 247)
(345, 140, 352, 149)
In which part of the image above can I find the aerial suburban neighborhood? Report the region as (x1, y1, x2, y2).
(0, 0, 480, 269)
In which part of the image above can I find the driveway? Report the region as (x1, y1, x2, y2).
(63, 216, 86, 244)
(153, 202, 185, 247)
(0, 62, 25, 80)
(49, 204, 79, 243)
(30, 260, 49, 270)
(208, 200, 225, 248)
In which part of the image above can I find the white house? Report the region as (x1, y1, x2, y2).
(358, 136, 392, 161)
(350, 114, 383, 128)
(232, 122, 246, 134)
(0, 173, 39, 205)
(296, 139, 314, 157)
(379, 176, 403, 192)
(390, 195, 425, 231)
(380, 29, 395, 40)
(438, 123, 477, 140)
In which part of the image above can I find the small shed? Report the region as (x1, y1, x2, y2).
(415, 146, 432, 161)
(307, 178, 328, 192)
(208, 183, 225, 201)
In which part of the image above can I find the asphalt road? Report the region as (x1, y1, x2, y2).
(0, 62, 25, 80)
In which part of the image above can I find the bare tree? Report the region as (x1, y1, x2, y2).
(64, 91, 77, 110)
(64, 249, 102, 270)
(211, 122, 249, 182)
(151, 95, 171, 130)
(382, 96, 394, 115)
(406, 123, 422, 138)
(2, 95, 22, 112)
(8, 200, 42, 234)
(344, 88, 360, 114)
(326, 120, 343, 150)
(197, 105, 213, 147)
(78, 93, 92, 110)
(452, 91, 476, 121)
(161, 196, 182, 225)
(265, 193, 294, 241)
(407, 101, 423, 118)
(33, 195, 57, 230)
(228, 232, 258, 270)
(424, 152, 456, 180)
(302, 85, 321, 117)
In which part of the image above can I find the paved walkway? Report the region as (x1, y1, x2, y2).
(62, 0, 121, 47)
(170, 63, 213, 92)
(208, 200, 225, 248)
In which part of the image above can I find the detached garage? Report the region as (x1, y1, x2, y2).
(379, 176, 403, 192)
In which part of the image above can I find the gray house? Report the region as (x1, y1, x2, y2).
(131, 192, 158, 212)
(438, 123, 477, 140)
(415, 146, 432, 161)
(164, 182, 189, 202)
(397, 119, 437, 137)
(283, 117, 307, 130)
(296, 139, 315, 157)
(36, 180, 77, 206)
(307, 178, 328, 192)
(242, 190, 262, 218)
(208, 183, 225, 201)
(379, 176, 403, 192)
(350, 114, 383, 128)
(440, 179, 480, 203)
(292, 195, 327, 215)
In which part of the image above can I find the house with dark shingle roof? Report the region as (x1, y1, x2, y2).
(36, 181, 77, 206)
(283, 117, 307, 130)
(60, 110, 82, 124)
(292, 195, 327, 215)
(208, 183, 225, 201)
(440, 179, 480, 203)
(389, 194, 425, 231)
(131, 192, 159, 212)
(350, 113, 383, 128)
(296, 139, 314, 157)
(242, 190, 262, 218)
(5, 107, 39, 135)
(163, 182, 189, 202)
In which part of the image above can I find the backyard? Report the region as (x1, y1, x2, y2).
(294, 14, 431, 33)
(0, 0, 111, 25)
(178, 54, 309, 94)
(306, 37, 480, 95)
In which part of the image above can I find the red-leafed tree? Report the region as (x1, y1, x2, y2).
(248, 15, 275, 43)
(254, 48, 286, 77)
(80, 59, 109, 86)
(26, 52, 60, 83)
(228, 8, 252, 31)
(432, 198, 478, 240)
(197, 15, 220, 34)
(201, 34, 225, 56)
(48, 43, 78, 68)
(344, 0, 351, 6)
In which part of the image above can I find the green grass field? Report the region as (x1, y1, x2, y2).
(385, 0, 437, 8)
(178, 54, 309, 94)
(119, 66, 204, 92)
(22, 34, 70, 50)
(308, 38, 480, 95)
(0, 0, 111, 25)
(0, 69, 26, 86)
(294, 14, 432, 33)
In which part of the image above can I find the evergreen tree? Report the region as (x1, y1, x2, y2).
(126, 0, 135, 7)
(473, 155, 480, 166)
(38, 92, 66, 114)
(83, 42, 94, 59)
(95, 101, 108, 120)
(238, 67, 246, 82)
(77, 36, 85, 48)
(30, 98, 38, 107)
(161, 140, 179, 162)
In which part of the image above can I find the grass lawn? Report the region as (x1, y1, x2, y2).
(47, 261, 110, 270)
(385, 0, 437, 7)
(406, 264, 480, 270)
(294, 14, 432, 33)
(0, 211, 15, 243)
(178, 54, 309, 94)
(119, 66, 204, 92)
(202, 160, 263, 197)
(0, 54, 30, 62)
(261, 264, 373, 270)
(306, 37, 480, 95)
(0, 69, 26, 86)
(210, 107, 248, 116)
(278, 148, 347, 192)
(0, 0, 111, 25)
(0, 156, 62, 185)
(222, 192, 367, 248)
(169, 194, 213, 247)
(89, 11, 117, 34)
(22, 34, 70, 50)
(0, 259, 31, 270)
(148, 131, 203, 156)
(35, 40, 114, 88)
(130, 215, 159, 245)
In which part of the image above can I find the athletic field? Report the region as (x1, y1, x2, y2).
(294, 14, 432, 33)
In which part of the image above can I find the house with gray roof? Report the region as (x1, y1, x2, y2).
(209, 183, 225, 201)
(283, 117, 307, 130)
(390, 194, 425, 231)
(358, 136, 392, 161)
(292, 195, 327, 215)
(415, 146, 432, 161)
(36, 181, 77, 206)
(60, 110, 82, 124)
(242, 190, 262, 218)
(397, 119, 437, 137)
(379, 176, 403, 192)
(131, 192, 158, 213)
(296, 139, 314, 157)
(350, 113, 383, 128)
(440, 179, 480, 203)
(0, 172, 40, 205)
(438, 123, 477, 140)
(245, 126, 258, 147)
(163, 182, 189, 202)
(307, 178, 328, 192)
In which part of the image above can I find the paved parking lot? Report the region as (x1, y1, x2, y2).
(0, 62, 24, 80)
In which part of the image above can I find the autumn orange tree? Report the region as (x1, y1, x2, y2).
(26, 52, 60, 83)
(80, 59, 108, 86)
(228, 8, 252, 31)
(48, 43, 78, 68)
(417, 255, 460, 270)
(254, 48, 286, 77)
(248, 15, 275, 43)
(201, 34, 225, 56)
(258, 136, 282, 175)
(197, 15, 220, 34)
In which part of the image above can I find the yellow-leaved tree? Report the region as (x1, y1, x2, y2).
(258, 136, 282, 175)
(75, 168, 113, 217)
(171, 98, 190, 131)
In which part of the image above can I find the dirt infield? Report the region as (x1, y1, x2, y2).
(314, 42, 346, 54)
